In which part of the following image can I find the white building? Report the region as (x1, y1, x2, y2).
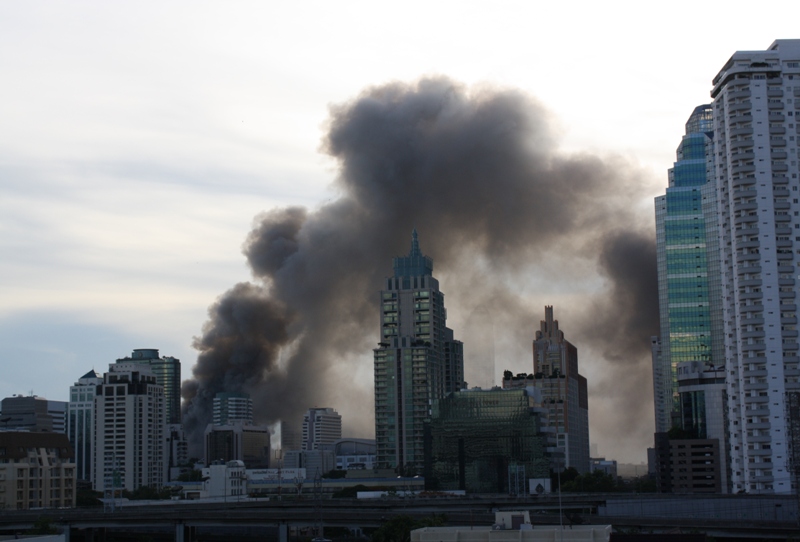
(92, 363, 166, 492)
(67, 369, 103, 481)
(301, 407, 341, 451)
(202, 460, 247, 499)
(333, 438, 376, 470)
(712, 39, 800, 493)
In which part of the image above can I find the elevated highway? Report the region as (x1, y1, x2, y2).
(0, 494, 797, 541)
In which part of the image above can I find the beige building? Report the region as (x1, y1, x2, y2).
(0, 432, 76, 510)
(93, 363, 166, 492)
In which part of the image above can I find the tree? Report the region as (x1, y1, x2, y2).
(28, 517, 57, 535)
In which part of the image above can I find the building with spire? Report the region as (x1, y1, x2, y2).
(532, 306, 589, 473)
(373, 230, 464, 473)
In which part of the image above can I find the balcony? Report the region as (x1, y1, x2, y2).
(769, 113, 785, 122)
(730, 138, 754, 149)
(770, 125, 786, 135)
(729, 89, 751, 99)
(733, 189, 758, 198)
(770, 138, 787, 147)
(731, 164, 756, 175)
(743, 381, 768, 390)
(729, 113, 753, 124)
(734, 202, 759, 212)
(729, 101, 752, 112)
(734, 215, 758, 226)
(768, 101, 784, 110)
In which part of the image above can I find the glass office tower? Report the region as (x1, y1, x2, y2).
(373, 231, 464, 473)
(653, 104, 724, 433)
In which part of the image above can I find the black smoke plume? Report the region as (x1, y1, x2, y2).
(181, 77, 659, 461)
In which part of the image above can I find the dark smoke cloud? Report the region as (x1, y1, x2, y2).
(181, 77, 659, 462)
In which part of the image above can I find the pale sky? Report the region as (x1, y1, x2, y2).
(1, 0, 797, 463)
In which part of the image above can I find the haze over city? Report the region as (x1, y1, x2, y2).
(2, 1, 798, 465)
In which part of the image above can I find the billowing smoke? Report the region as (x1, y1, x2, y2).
(181, 77, 659, 462)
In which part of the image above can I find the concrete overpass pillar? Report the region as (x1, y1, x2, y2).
(176, 522, 195, 542)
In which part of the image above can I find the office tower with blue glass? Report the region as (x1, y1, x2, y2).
(653, 104, 723, 436)
(67, 369, 103, 481)
(373, 230, 464, 473)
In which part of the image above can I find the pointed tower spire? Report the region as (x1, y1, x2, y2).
(410, 228, 421, 257)
(393, 229, 433, 278)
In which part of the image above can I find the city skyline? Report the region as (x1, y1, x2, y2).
(2, 2, 799, 464)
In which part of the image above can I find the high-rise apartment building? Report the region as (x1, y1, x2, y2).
(213, 392, 253, 425)
(116, 349, 181, 424)
(653, 104, 724, 434)
(302, 407, 342, 451)
(67, 369, 103, 481)
(93, 363, 166, 492)
(712, 40, 800, 494)
(374, 230, 464, 473)
(532, 306, 590, 473)
(280, 420, 302, 452)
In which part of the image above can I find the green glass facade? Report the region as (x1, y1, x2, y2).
(374, 231, 463, 473)
(654, 105, 723, 433)
(423, 389, 549, 493)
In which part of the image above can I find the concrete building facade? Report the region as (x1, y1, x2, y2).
(116, 349, 181, 425)
(0, 432, 76, 510)
(301, 407, 341, 451)
(92, 363, 166, 492)
(531, 306, 590, 473)
(712, 39, 800, 494)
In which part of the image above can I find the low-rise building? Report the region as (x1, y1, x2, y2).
(424, 387, 551, 494)
(205, 424, 271, 469)
(0, 432, 76, 510)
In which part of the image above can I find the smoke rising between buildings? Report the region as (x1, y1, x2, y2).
(181, 77, 659, 460)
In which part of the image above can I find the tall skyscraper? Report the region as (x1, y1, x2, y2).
(115, 349, 181, 424)
(213, 392, 253, 425)
(93, 363, 166, 492)
(67, 369, 103, 481)
(373, 230, 464, 473)
(532, 306, 590, 473)
(712, 40, 800, 494)
(302, 407, 342, 451)
(653, 104, 723, 433)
